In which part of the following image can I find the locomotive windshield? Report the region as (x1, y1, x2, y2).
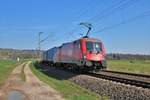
(86, 42, 102, 53)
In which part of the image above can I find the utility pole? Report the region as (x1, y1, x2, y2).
(38, 32, 50, 60)
(38, 32, 43, 59)
(38, 32, 43, 51)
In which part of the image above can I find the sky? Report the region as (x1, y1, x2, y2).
(0, 0, 150, 54)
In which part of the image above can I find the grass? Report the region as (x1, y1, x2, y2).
(21, 63, 26, 81)
(30, 62, 107, 100)
(107, 59, 150, 74)
(0, 60, 18, 86)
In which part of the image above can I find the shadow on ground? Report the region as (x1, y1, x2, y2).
(34, 62, 79, 80)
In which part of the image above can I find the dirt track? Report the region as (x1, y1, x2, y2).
(0, 61, 64, 100)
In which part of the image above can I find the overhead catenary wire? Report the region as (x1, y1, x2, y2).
(66, 0, 96, 39)
(68, 0, 138, 39)
(74, 0, 93, 21)
(67, 0, 125, 35)
(39, 32, 56, 48)
(68, 26, 80, 39)
(57, 0, 140, 41)
(88, 0, 138, 23)
(88, 0, 127, 21)
(69, 0, 128, 38)
(93, 10, 150, 33)
(40, 34, 52, 43)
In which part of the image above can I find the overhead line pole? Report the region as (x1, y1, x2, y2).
(38, 32, 43, 59)
(38, 32, 51, 59)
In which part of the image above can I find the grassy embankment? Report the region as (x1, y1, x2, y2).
(21, 63, 26, 81)
(0, 60, 18, 86)
(30, 62, 107, 100)
(108, 60, 150, 74)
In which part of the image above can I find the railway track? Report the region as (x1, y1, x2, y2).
(85, 70, 150, 89)
(41, 63, 150, 88)
(102, 70, 150, 78)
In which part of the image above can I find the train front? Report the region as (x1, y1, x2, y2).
(81, 37, 107, 71)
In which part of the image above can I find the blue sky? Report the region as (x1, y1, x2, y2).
(0, 0, 150, 54)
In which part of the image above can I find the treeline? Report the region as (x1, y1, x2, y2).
(0, 48, 38, 60)
(107, 53, 150, 60)
(0, 48, 150, 60)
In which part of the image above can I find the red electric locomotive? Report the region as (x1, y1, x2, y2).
(43, 23, 107, 72)
(43, 37, 106, 72)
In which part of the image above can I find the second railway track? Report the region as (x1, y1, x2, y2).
(85, 70, 150, 89)
(102, 70, 150, 78)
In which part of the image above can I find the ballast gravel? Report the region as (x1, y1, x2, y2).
(40, 65, 150, 100)
(69, 75, 150, 100)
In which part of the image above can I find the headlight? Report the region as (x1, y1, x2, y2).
(83, 55, 86, 59)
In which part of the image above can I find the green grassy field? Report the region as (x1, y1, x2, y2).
(107, 60, 150, 74)
(30, 62, 107, 100)
(0, 60, 18, 86)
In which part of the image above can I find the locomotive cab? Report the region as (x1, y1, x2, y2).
(81, 37, 107, 70)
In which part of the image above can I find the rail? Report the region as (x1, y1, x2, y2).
(85, 71, 150, 89)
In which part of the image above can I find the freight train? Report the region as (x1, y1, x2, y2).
(42, 36, 107, 72)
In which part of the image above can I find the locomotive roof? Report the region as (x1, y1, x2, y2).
(51, 37, 102, 49)
(62, 37, 102, 45)
(81, 37, 102, 42)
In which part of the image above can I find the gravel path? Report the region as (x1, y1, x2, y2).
(0, 62, 64, 100)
